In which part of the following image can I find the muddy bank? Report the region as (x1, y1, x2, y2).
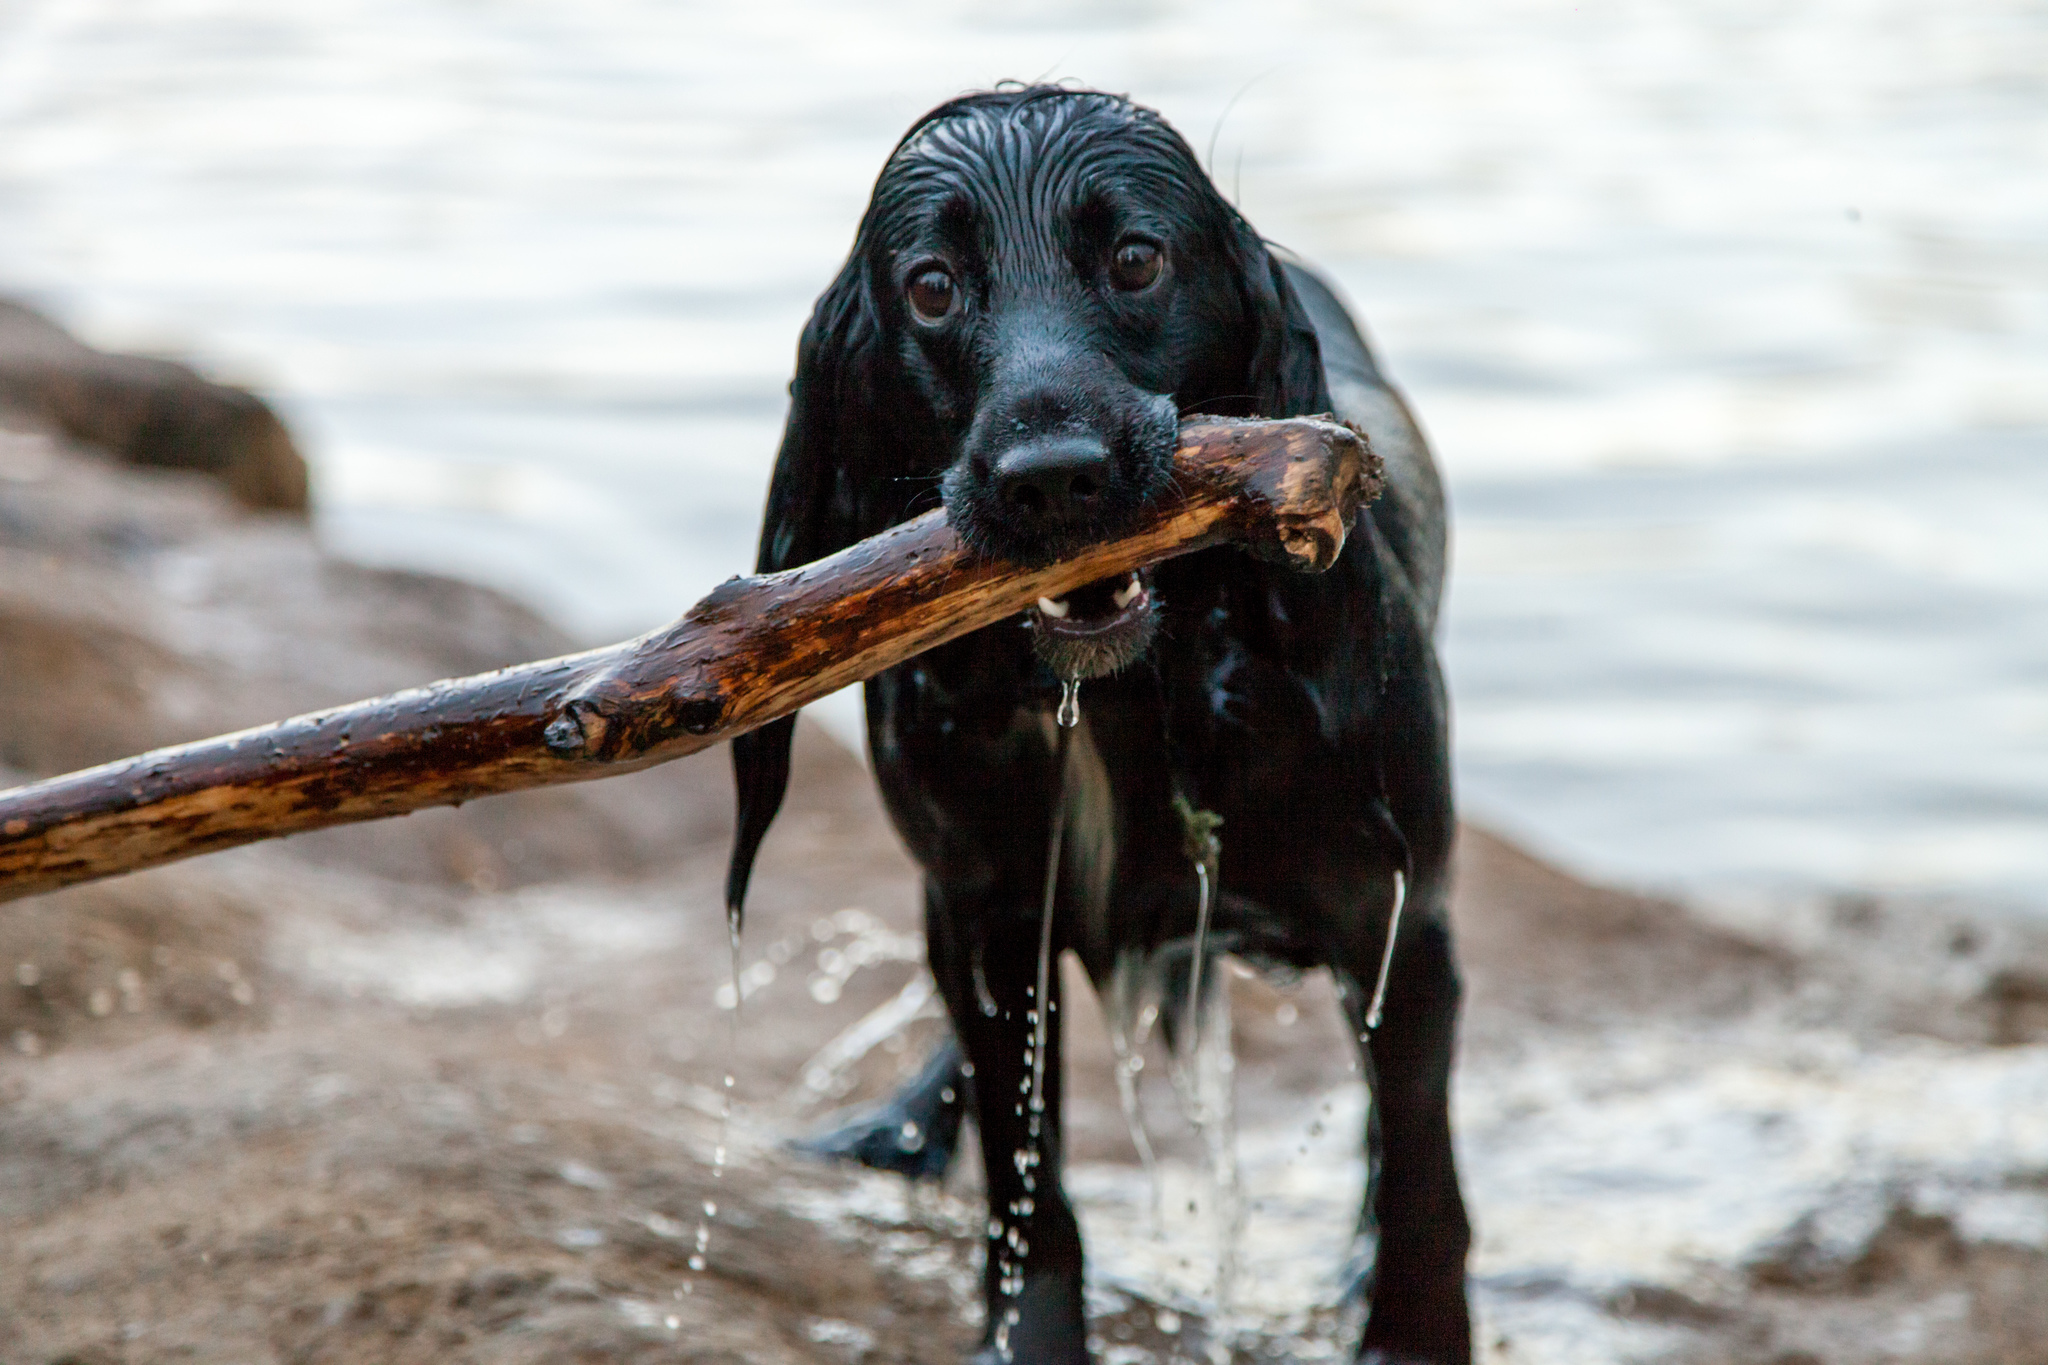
(2, 333, 2046, 1364)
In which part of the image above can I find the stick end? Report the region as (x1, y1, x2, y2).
(1245, 416, 1383, 574)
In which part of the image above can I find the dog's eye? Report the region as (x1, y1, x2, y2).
(1109, 239, 1163, 292)
(906, 268, 957, 322)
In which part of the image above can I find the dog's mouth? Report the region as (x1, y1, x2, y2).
(1025, 569, 1159, 681)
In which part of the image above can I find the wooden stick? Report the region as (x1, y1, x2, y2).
(0, 416, 1378, 904)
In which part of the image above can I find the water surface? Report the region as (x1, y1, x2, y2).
(1, 0, 2042, 906)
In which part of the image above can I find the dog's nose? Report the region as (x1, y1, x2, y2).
(993, 437, 1109, 519)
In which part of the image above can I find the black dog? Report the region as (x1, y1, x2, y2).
(727, 87, 1468, 1365)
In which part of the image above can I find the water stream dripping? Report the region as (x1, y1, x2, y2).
(995, 718, 1075, 1362)
(1183, 857, 1215, 1097)
(689, 907, 745, 1287)
(1364, 869, 1407, 1032)
(1169, 794, 1224, 1124)
(1107, 957, 1164, 1233)
(1182, 964, 1245, 1360)
(1167, 796, 1243, 1351)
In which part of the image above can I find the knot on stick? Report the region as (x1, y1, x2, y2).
(543, 699, 611, 758)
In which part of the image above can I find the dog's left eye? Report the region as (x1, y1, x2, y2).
(1109, 239, 1163, 292)
(906, 267, 958, 322)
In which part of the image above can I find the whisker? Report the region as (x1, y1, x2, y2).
(1181, 394, 1259, 414)
(1203, 66, 1283, 193)
(898, 485, 944, 521)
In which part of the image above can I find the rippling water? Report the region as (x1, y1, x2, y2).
(1, 0, 2044, 907)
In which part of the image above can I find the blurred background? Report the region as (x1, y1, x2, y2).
(1, 0, 2043, 910)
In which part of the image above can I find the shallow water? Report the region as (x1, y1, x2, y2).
(0, 0, 2042, 907)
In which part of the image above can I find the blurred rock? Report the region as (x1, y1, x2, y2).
(0, 299, 308, 513)
(0, 374, 733, 1060)
(0, 421, 563, 773)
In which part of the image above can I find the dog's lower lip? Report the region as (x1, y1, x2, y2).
(1033, 572, 1149, 637)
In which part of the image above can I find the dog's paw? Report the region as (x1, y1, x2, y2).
(791, 1108, 955, 1181)
(791, 1037, 967, 1180)
(1357, 1343, 1474, 1365)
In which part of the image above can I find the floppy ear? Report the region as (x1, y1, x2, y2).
(1225, 215, 1331, 418)
(724, 261, 882, 928)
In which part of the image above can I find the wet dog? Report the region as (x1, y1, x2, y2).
(727, 87, 1469, 1365)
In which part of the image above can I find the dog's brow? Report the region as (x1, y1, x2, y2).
(934, 193, 976, 238)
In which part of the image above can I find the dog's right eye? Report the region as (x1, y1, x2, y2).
(1109, 239, 1163, 292)
(906, 268, 957, 322)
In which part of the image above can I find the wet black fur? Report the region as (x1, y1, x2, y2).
(727, 88, 1470, 1365)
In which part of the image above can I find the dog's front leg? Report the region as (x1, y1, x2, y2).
(1342, 891, 1473, 1365)
(925, 880, 1089, 1365)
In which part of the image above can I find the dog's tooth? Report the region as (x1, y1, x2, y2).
(1037, 596, 1070, 619)
(1112, 575, 1142, 610)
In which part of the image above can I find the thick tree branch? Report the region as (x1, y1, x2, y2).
(0, 416, 1378, 904)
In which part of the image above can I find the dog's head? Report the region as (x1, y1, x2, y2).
(759, 87, 1325, 680)
(728, 88, 1328, 922)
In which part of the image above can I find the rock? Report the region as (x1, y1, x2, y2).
(0, 381, 732, 1063)
(0, 299, 308, 513)
(0, 421, 570, 773)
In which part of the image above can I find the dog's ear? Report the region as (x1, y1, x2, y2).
(725, 260, 882, 929)
(1227, 218, 1331, 418)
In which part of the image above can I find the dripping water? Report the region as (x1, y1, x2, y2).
(1056, 676, 1081, 729)
(1365, 869, 1407, 1032)
(996, 714, 1075, 1361)
(1182, 859, 1215, 1104)
(1168, 795, 1245, 1344)
(1107, 955, 1163, 1232)
(1168, 794, 1224, 1128)
(1178, 959, 1246, 1360)
(689, 906, 745, 1288)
